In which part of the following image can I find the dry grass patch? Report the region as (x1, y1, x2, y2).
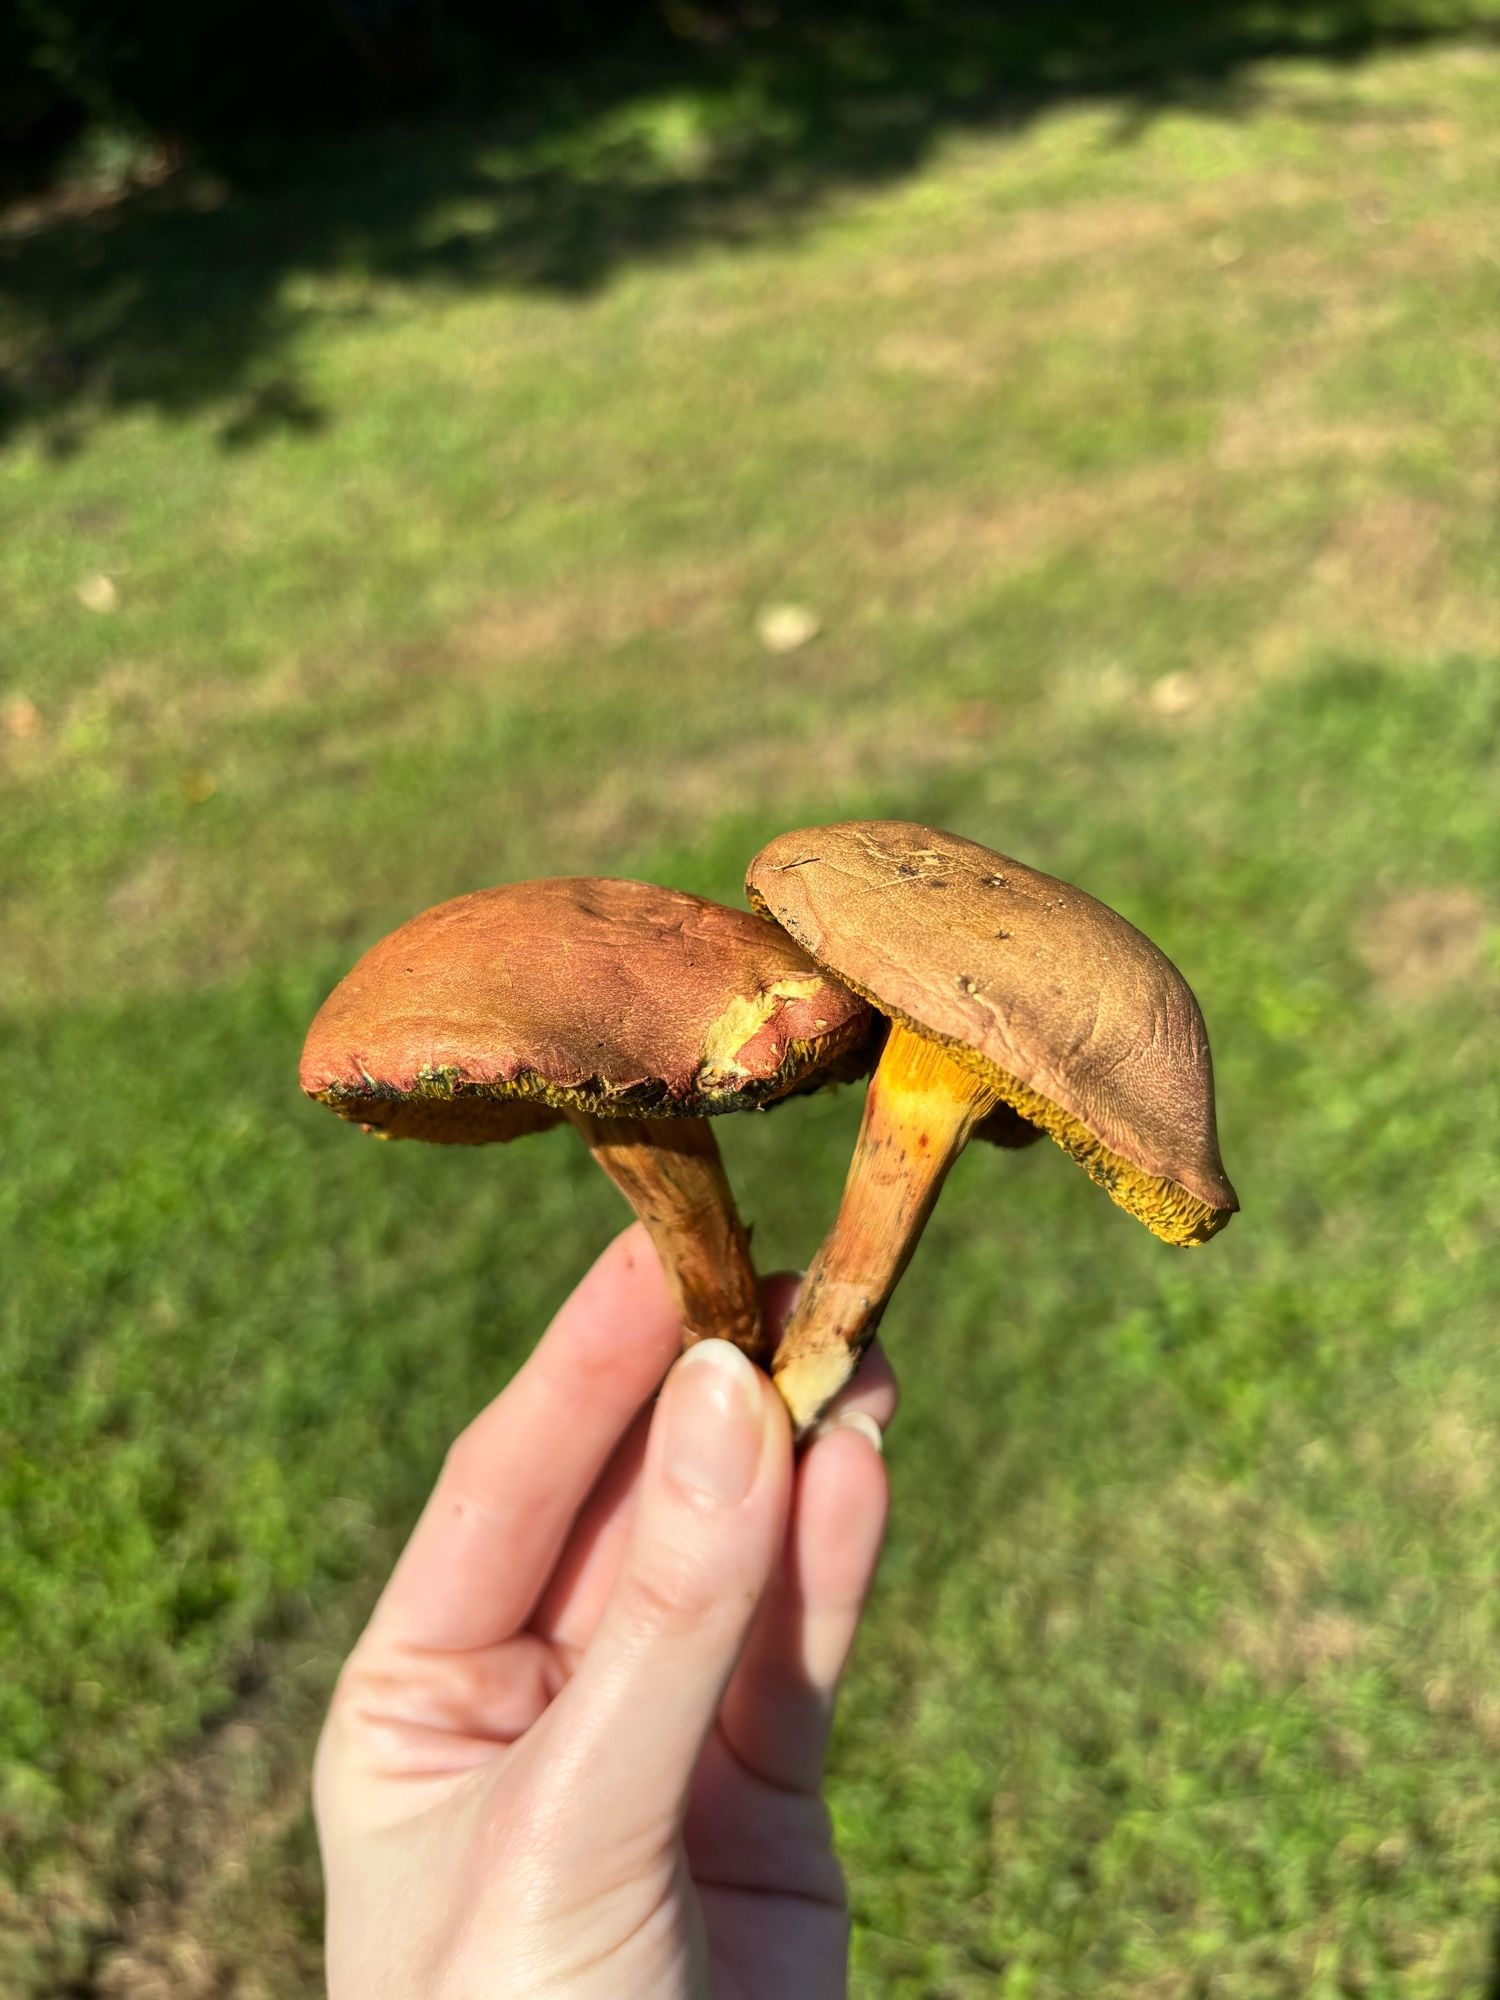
(867, 178, 1315, 299)
(9, 1678, 330, 2000)
(864, 461, 1199, 595)
(1219, 1602, 1371, 1686)
(565, 690, 996, 856)
(873, 330, 995, 387)
(1212, 396, 1422, 473)
(1359, 886, 1491, 1005)
(449, 549, 749, 678)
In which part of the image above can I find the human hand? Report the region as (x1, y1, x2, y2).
(315, 1222, 894, 1999)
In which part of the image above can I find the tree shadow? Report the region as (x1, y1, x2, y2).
(1, 0, 1492, 452)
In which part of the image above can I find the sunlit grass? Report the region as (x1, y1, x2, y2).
(3, 33, 1498, 1997)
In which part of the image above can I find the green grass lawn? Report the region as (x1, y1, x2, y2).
(4, 22, 1500, 1996)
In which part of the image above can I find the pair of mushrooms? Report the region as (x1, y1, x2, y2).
(300, 822, 1237, 1434)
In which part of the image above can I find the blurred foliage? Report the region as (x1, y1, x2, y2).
(0, 7, 78, 159)
(5, 0, 1498, 169)
(3, 18, 1500, 2000)
(3, 0, 1498, 453)
(13, 0, 352, 140)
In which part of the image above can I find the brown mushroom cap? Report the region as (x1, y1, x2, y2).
(746, 821, 1237, 1242)
(300, 877, 873, 1143)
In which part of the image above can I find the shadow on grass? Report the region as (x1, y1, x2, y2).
(0, 0, 1492, 453)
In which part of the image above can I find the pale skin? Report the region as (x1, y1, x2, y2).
(316, 1222, 895, 2000)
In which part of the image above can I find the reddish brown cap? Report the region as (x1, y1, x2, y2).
(746, 821, 1236, 1244)
(301, 877, 873, 1143)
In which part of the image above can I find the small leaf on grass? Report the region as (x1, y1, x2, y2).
(77, 574, 120, 614)
(3, 694, 42, 738)
(1149, 671, 1198, 717)
(756, 603, 820, 653)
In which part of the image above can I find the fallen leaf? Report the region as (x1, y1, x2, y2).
(1148, 671, 1197, 717)
(756, 603, 820, 654)
(3, 694, 41, 738)
(77, 573, 119, 613)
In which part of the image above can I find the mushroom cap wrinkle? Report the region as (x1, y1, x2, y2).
(746, 821, 1237, 1244)
(301, 876, 873, 1142)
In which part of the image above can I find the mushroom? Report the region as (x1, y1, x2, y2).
(300, 877, 872, 1363)
(745, 821, 1238, 1431)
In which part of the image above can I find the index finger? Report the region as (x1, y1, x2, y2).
(364, 1223, 683, 1655)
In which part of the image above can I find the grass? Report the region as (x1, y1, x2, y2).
(4, 21, 1500, 1997)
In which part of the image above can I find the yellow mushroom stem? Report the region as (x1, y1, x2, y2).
(772, 1021, 1001, 1435)
(567, 1111, 766, 1363)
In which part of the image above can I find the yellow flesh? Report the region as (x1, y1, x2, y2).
(771, 1023, 1000, 1434)
(694, 974, 828, 1092)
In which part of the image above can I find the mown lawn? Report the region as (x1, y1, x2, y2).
(3, 20, 1499, 1997)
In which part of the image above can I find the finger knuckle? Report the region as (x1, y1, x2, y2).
(439, 1425, 490, 1501)
(618, 1551, 716, 1639)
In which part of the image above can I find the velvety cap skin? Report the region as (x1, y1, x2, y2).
(301, 877, 873, 1142)
(747, 821, 1236, 1228)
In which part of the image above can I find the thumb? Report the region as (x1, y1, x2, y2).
(529, 1339, 791, 1855)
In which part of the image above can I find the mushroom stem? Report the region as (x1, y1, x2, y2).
(568, 1111, 766, 1362)
(772, 1021, 1000, 1435)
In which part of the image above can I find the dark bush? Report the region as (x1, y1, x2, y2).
(4, 0, 675, 162)
(5, 0, 1494, 179)
(1, 6, 85, 175)
(15, 0, 391, 149)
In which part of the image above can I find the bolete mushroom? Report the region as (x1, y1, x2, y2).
(300, 877, 872, 1363)
(745, 821, 1238, 1430)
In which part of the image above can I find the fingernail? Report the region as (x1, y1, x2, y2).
(812, 1409, 883, 1455)
(663, 1340, 764, 1503)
